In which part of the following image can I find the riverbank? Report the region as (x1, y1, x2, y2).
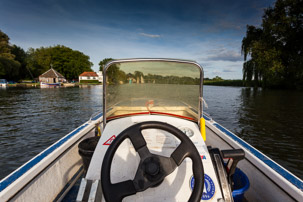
(204, 79, 244, 87)
(8, 83, 40, 87)
(5, 81, 244, 88)
(6, 83, 103, 88)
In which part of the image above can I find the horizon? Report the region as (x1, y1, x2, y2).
(0, 0, 275, 79)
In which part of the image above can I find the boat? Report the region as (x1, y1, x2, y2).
(0, 58, 302, 201)
(40, 82, 61, 88)
(0, 79, 8, 87)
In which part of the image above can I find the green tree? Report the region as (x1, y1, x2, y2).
(134, 71, 144, 83)
(99, 58, 113, 71)
(99, 58, 129, 84)
(0, 30, 20, 80)
(27, 45, 93, 80)
(241, 26, 263, 87)
(242, 0, 303, 89)
(11, 45, 31, 80)
(213, 76, 223, 81)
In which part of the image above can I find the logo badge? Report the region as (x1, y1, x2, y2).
(190, 174, 215, 200)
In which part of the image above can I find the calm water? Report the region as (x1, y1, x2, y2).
(0, 85, 302, 180)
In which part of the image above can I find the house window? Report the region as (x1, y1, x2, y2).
(88, 76, 90, 79)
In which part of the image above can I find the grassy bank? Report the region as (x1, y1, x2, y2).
(6, 81, 242, 87)
(78, 83, 102, 85)
(8, 83, 40, 87)
(79, 80, 100, 84)
(204, 79, 244, 87)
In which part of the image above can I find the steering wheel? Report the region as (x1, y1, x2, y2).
(101, 121, 204, 202)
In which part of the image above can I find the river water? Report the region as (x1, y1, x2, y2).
(0, 85, 302, 180)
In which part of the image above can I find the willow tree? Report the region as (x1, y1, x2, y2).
(241, 26, 263, 87)
(242, 0, 303, 88)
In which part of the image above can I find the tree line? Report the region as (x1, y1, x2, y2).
(99, 60, 200, 85)
(242, 0, 303, 89)
(0, 30, 93, 81)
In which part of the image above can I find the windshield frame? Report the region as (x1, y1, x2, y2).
(102, 58, 204, 126)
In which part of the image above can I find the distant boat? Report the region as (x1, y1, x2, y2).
(40, 82, 61, 88)
(0, 79, 7, 87)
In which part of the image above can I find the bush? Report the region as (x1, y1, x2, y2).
(79, 80, 100, 84)
(204, 80, 244, 87)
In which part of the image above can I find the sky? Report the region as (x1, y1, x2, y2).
(0, 0, 276, 79)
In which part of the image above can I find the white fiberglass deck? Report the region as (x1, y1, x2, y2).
(86, 115, 223, 201)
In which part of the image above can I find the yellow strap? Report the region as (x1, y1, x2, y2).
(200, 117, 206, 141)
(97, 126, 101, 136)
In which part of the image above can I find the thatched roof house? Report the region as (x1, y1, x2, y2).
(39, 68, 65, 83)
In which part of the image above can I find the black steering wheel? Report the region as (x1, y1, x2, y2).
(101, 121, 204, 202)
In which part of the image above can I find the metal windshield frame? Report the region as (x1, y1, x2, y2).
(102, 58, 204, 127)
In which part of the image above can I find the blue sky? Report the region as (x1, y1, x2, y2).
(0, 0, 275, 79)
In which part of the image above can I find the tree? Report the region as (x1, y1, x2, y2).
(241, 26, 263, 87)
(242, 0, 303, 88)
(11, 45, 31, 80)
(134, 71, 144, 83)
(213, 76, 223, 81)
(1, 30, 94, 81)
(27, 45, 93, 80)
(0, 30, 21, 80)
(99, 58, 113, 71)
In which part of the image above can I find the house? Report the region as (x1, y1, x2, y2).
(79, 71, 103, 83)
(39, 68, 65, 83)
(97, 71, 103, 83)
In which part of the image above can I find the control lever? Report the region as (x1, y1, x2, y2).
(221, 149, 245, 187)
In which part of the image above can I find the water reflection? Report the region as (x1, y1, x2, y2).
(0, 85, 302, 181)
(203, 86, 303, 179)
(0, 86, 103, 179)
(236, 88, 303, 179)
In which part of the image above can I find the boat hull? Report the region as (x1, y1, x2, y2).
(0, 113, 103, 201)
(40, 82, 61, 88)
(204, 116, 303, 201)
(1, 113, 302, 201)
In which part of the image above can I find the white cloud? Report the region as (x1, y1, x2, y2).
(139, 33, 161, 38)
(207, 49, 242, 62)
(223, 68, 235, 73)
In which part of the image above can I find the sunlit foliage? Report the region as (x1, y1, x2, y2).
(1, 29, 93, 81)
(27, 45, 93, 80)
(242, 0, 303, 89)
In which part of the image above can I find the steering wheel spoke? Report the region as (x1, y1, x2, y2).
(137, 145, 151, 159)
(171, 142, 191, 166)
(108, 180, 136, 201)
(158, 155, 178, 175)
(128, 126, 147, 151)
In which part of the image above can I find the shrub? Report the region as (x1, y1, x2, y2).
(79, 80, 100, 84)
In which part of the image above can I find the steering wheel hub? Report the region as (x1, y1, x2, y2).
(144, 157, 160, 176)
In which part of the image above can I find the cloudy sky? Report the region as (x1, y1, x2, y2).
(0, 0, 275, 79)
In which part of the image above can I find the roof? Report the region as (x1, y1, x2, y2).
(79, 72, 98, 77)
(39, 68, 65, 78)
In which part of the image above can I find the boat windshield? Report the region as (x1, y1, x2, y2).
(104, 60, 202, 122)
